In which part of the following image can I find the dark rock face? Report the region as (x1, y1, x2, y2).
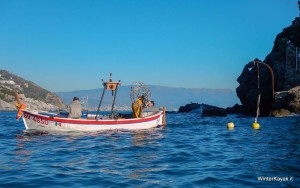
(225, 104, 245, 114)
(236, 60, 274, 116)
(271, 86, 300, 116)
(236, 17, 300, 116)
(201, 106, 227, 117)
(264, 18, 300, 91)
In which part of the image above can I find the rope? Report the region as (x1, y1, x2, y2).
(253, 60, 275, 98)
(253, 61, 261, 122)
(255, 94, 261, 123)
(252, 60, 275, 121)
(255, 61, 260, 89)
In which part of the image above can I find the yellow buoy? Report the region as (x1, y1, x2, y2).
(252, 122, 260, 129)
(227, 122, 234, 129)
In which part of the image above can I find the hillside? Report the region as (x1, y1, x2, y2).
(0, 70, 66, 111)
(57, 85, 239, 110)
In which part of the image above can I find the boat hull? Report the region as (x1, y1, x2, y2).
(22, 110, 163, 131)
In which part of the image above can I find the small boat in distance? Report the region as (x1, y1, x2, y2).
(18, 74, 166, 131)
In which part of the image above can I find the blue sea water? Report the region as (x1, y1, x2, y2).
(0, 111, 299, 188)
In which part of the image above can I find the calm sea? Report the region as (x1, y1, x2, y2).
(0, 111, 299, 187)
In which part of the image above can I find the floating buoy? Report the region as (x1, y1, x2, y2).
(252, 122, 260, 129)
(227, 122, 234, 129)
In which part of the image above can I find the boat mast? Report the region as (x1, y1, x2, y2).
(95, 73, 121, 119)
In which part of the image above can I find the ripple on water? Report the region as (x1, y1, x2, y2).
(0, 112, 299, 187)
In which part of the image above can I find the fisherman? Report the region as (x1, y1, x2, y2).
(68, 97, 82, 119)
(132, 95, 155, 118)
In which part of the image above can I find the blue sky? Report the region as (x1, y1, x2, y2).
(0, 0, 298, 92)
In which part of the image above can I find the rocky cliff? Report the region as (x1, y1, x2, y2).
(0, 70, 66, 111)
(236, 17, 300, 116)
(264, 17, 300, 91)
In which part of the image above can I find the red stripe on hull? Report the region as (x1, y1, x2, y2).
(23, 110, 161, 125)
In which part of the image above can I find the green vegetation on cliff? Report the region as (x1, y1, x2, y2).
(0, 69, 65, 109)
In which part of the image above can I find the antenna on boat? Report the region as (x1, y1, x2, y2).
(95, 73, 121, 119)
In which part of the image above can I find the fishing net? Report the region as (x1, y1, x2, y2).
(130, 81, 152, 104)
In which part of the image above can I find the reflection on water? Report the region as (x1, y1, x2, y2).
(14, 141, 32, 165)
(131, 129, 164, 146)
(13, 127, 166, 184)
(127, 130, 165, 183)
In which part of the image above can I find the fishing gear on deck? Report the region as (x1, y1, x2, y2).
(130, 81, 152, 106)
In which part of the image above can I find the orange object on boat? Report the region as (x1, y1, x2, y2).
(16, 103, 27, 120)
(15, 92, 27, 120)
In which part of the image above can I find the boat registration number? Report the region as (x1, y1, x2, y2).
(24, 113, 49, 125)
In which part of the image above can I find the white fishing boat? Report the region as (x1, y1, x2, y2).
(21, 109, 164, 131)
(17, 74, 166, 131)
